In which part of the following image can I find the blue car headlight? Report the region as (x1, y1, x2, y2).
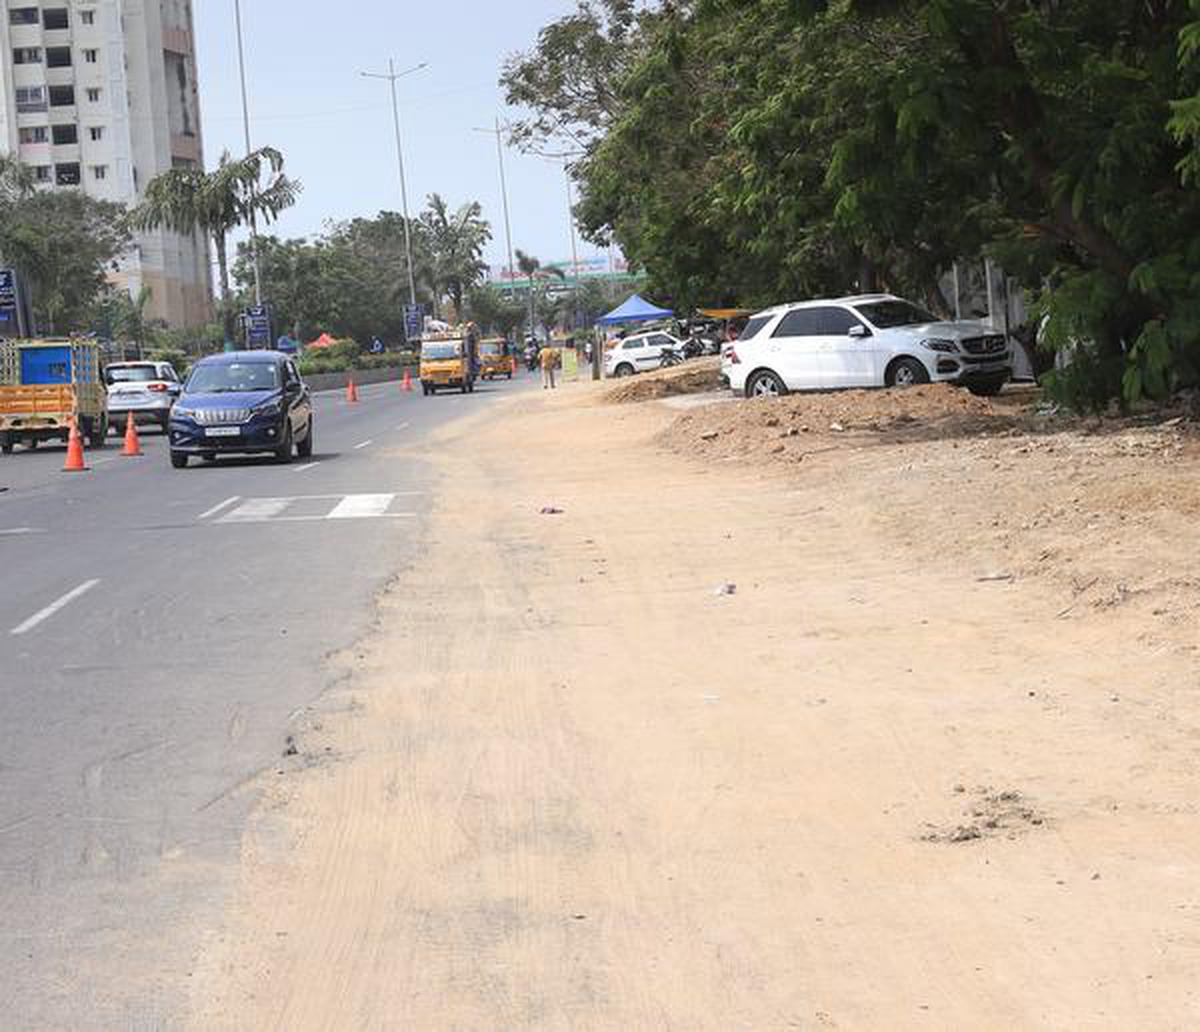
(172, 406, 199, 420)
(252, 400, 282, 419)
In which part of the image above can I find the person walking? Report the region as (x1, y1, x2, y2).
(540, 341, 560, 389)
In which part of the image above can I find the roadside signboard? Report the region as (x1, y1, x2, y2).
(245, 304, 272, 348)
(404, 303, 423, 343)
(0, 269, 18, 335)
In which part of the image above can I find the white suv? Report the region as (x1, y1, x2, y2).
(723, 294, 1011, 398)
(605, 331, 684, 377)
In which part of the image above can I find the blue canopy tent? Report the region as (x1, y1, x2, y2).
(596, 294, 674, 326)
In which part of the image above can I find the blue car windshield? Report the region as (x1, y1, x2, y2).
(187, 362, 280, 393)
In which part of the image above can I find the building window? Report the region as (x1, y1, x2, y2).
(19, 126, 49, 144)
(92, 165, 107, 181)
(13, 47, 43, 65)
(46, 46, 73, 68)
(48, 85, 76, 107)
(81, 10, 96, 25)
(16, 87, 47, 113)
(88, 126, 104, 141)
(34, 166, 52, 183)
(86, 88, 102, 103)
(51, 124, 78, 145)
(54, 163, 81, 186)
(83, 49, 99, 64)
(43, 8, 70, 30)
(9, 8, 39, 25)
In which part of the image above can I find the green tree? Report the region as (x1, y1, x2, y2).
(519, 0, 1200, 406)
(0, 158, 131, 334)
(133, 147, 301, 344)
(418, 193, 492, 318)
(465, 285, 526, 338)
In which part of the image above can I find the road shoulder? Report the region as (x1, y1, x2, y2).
(189, 381, 1200, 1029)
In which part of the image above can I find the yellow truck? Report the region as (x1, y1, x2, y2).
(477, 337, 513, 380)
(0, 339, 109, 453)
(419, 328, 479, 395)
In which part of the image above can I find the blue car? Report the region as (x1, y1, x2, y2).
(168, 351, 314, 468)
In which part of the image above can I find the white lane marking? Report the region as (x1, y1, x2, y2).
(220, 498, 290, 523)
(93, 457, 116, 466)
(0, 528, 46, 537)
(11, 579, 100, 636)
(293, 462, 320, 473)
(395, 422, 410, 431)
(211, 494, 416, 525)
(353, 440, 373, 450)
(197, 496, 240, 521)
(327, 494, 394, 519)
(226, 513, 416, 525)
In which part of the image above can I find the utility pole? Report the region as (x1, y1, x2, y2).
(472, 120, 517, 298)
(564, 162, 581, 333)
(232, 0, 261, 307)
(361, 60, 426, 314)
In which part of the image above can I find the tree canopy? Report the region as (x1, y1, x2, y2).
(507, 0, 1200, 407)
(0, 157, 130, 334)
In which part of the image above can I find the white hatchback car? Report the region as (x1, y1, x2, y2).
(723, 294, 1011, 398)
(605, 331, 685, 377)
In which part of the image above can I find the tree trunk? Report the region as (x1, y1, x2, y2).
(215, 231, 235, 347)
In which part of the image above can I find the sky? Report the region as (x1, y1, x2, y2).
(193, 0, 592, 274)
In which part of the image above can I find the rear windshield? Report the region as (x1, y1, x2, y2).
(479, 342, 503, 356)
(186, 361, 279, 393)
(855, 300, 936, 328)
(106, 365, 159, 384)
(738, 315, 773, 341)
(422, 342, 462, 360)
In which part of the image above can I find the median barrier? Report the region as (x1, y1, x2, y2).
(303, 366, 417, 394)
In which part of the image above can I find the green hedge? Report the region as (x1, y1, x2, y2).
(296, 339, 418, 376)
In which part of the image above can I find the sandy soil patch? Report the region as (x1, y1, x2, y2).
(603, 356, 722, 403)
(190, 380, 1200, 1031)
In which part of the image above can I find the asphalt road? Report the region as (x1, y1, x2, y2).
(0, 373, 525, 1029)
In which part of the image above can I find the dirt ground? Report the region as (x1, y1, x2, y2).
(190, 380, 1200, 1030)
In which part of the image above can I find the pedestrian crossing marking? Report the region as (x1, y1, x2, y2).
(217, 493, 416, 524)
(327, 494, 394, 519)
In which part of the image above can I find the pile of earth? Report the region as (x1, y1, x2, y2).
(659, 383, 1040, 462)
(603, 357, 723, 404)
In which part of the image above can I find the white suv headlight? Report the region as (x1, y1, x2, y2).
(921, 338, 959, 353)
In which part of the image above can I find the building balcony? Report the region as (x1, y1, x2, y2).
(162, 27, 193, 56)
(45, 65, 76, 88)
(171, 133, 200, 163)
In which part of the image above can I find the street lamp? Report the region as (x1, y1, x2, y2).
(232, 0, 262, 307)
(471, 119, 517, 298)
(360, 60, 427, 314)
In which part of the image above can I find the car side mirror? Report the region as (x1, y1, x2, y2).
(848, 325, 870, 339)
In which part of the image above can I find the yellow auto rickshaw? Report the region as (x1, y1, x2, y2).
(477, 337, 513, 380)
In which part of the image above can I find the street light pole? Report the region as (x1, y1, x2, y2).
(361, 60, 426, 312)
(472, 120, 517, 295)
(232, 0, 262, 307)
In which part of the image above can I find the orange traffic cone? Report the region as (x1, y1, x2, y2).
(402, 368, 413, 392)
(62, 419, 87, 472)
(510, 355, 518, 375)
(346, 378, 359, 403)
(121, 412, 143, 457)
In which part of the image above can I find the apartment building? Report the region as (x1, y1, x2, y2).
(0, 0, 212, 328)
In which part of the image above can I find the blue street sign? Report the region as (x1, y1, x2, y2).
(246, 303, 272, 348)
(0, 269, 18, 334)
(404, 304, 423, 341)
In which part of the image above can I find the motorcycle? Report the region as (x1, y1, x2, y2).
(659, 345, 685, 368)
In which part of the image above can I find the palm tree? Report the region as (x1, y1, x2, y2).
(419, 194, 491, 319)
(132, 147, 301, 344)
